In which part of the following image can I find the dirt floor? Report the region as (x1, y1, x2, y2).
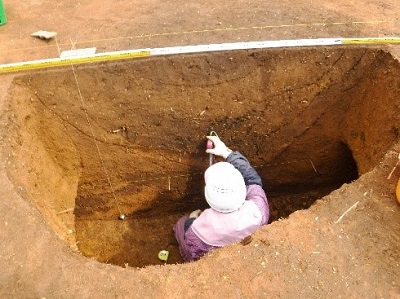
(0, 1, 399, 298)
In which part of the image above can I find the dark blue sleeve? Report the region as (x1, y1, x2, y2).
(184, 217, 196, 232)
(226, 151, 263, 187)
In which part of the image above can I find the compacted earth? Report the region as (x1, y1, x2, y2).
(0, 1, 399, 298)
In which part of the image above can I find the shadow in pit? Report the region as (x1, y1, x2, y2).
(105, 140, 210, 268)
(265, 141, 359, 222)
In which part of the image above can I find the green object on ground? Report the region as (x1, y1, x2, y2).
(0, 0, 7, 26)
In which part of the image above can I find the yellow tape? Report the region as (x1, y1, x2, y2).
(0, 50, 150, 74)
(342, 37, 400, 44)
(1, 37, 400, 74)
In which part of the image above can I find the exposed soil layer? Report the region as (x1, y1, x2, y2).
(3, 46, 399, 268)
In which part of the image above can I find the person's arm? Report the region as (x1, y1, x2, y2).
(228, 152, 269, 223)
(183, 209, 201, 232)
(206, 135, 262, 186)
(205, 135, 269, 222)
(226, 151, 262, 187)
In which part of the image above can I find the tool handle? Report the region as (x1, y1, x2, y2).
(206, 138, 214, 166)
(206, 132, 217, 166)
(206, 139, 214, 150)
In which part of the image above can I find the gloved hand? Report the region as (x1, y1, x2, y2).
(189, 209, 202, 218)
(206, 135, 232, 159)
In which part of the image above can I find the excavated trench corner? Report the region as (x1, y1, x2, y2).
(3, 46, 400, 268)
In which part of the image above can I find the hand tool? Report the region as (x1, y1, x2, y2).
(206, 131, 217, 166)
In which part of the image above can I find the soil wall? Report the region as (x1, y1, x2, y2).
(3, 46, 400, 267)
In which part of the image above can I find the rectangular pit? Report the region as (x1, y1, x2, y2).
(3, 46, 400, 267)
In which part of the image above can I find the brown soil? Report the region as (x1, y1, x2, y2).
(0, 1, 399, 298)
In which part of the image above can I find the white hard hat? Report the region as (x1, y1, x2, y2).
(204, 162, 246, 213)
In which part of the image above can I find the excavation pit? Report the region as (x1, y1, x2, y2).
(3, 46, 400, 268)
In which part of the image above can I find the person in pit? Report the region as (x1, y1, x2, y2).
(174, 135, 270, 262)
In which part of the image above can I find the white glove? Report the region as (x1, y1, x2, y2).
(189, 209, 202, 218)
(206, 135, 232, 159)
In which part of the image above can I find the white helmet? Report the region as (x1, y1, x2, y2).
(204, 162, 246, 213)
